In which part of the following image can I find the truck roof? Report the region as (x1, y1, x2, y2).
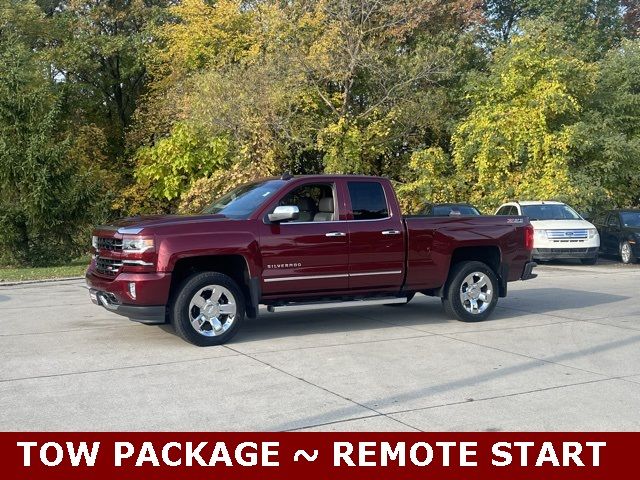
(274, 174, 389, 181)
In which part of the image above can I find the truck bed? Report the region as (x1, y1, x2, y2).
(402, 215, 531, 292)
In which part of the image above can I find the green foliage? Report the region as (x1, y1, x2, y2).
(3, 0, 640, 266)
(0, 2, 107, 265)
(570, 39, 640, 209)
(396, 147, 463, 214)
(318, 114, 397, 175)
(135, 123, 232, 200)
(451, 24, 597, 210)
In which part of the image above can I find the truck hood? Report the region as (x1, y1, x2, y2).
(530, 219, 595, 230)
(98, 214, 228, 233)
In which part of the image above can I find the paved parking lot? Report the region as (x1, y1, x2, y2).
(1, 259, 639, 431)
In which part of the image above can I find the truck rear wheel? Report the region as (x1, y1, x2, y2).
(171, 272, 245, 346)
(441, 261, 498, 322)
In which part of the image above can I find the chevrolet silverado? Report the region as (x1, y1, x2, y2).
(86, 175, 536, 346)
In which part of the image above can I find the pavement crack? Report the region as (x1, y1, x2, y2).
(223, 344, 423, 432)
(384, 376, 626, 417)
(0, 353, 241, 383)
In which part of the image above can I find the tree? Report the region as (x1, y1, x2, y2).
(52, 0, 170, 158)
(0, 0, 107, 265)
(484, 1, 629, 57)
(451, 24, 597, 210)
(570, 38, 640, 209)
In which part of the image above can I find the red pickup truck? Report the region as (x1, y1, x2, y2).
(86, 175, 536, 346)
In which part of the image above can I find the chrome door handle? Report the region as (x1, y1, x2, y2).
(381, 229, 401, 235)
(325, 231, 346, 237)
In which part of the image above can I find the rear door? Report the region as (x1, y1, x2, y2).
(345, 180, 405, 291)
(258, 181, 349, 296)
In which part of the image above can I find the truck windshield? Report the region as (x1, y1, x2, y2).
(201, 180, 286, 219)
(521, 204, 581, 221)
(621, 212, 640, 227)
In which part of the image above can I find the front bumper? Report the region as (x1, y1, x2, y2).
(86, 269, 171, 324)
(532, 247, 598, 260)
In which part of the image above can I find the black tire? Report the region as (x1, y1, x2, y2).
(620, 241, 637, 264)
(580, 256, 598, 265)
(385, 292, 415, 306)
(171, 272, 245, 346)
(441, 261, 499, 322)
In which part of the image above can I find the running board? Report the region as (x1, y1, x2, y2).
(266, 297, 408, 313)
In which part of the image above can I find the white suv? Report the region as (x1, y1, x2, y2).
(495, 201, 600, 264)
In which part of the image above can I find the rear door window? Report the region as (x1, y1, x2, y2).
(347, 182, 389, 220)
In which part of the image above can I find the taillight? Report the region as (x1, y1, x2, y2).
(524, 224, 534, 251)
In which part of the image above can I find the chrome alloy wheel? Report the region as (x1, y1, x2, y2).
(621, 242, 632, 263)
(188, 284, 237, 337)
(459, 272, 493, 314)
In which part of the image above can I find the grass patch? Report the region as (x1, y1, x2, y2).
(0, 257, 89, 282)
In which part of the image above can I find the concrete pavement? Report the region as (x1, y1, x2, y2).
(1, 259, 639, 431)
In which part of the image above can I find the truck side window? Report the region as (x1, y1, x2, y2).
(348, 182, 389, 220)
(496, 206, 509, 215)
(276, 183, 335, 222)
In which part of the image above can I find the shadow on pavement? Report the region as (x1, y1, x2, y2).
(154, 288, 629, 345)
(274, 333, 640, 431)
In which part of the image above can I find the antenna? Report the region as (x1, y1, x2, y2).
(281, 172, 293, 180)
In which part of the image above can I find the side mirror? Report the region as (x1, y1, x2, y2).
(268, 205, 299, 223)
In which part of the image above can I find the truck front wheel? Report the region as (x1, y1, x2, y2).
(171, 272, 245, 346)
(441, 261, 498, 322)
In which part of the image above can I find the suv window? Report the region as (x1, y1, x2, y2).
(521, 204, 580, 220)
(607, 214, 621, 228)
(348, 182, 389, 220)
(496, 205, 515, 215)
(276, 183, 335, 222)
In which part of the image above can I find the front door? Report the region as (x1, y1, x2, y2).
(604, 213, 621, 253)
(258, 182, 349, 296)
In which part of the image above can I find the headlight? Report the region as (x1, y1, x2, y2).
(91, 235, 98, 249)
(588, 228, 598, 238)
(122, 237, 154, 252)
(534, 229, 547, 239)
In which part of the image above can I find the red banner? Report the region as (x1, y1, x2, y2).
(1, 432, 635, 479)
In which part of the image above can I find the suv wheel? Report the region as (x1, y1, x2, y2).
(620, 241, 637, 264)
(171, 272, 245, 346)
(442, 261, 498, 322)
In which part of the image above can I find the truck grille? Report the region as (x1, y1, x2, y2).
(536, 247, 598, 254)
(546, 230, 588, 240)
(96, 237, 123, 251)
(95, 257, 123, 277)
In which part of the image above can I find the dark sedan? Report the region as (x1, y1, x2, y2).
(420, 203, 481, 217)
(593, 209, 640, 264)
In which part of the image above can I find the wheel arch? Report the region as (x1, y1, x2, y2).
(441, 246, 505, 298)
(168, 254, 259, 319)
